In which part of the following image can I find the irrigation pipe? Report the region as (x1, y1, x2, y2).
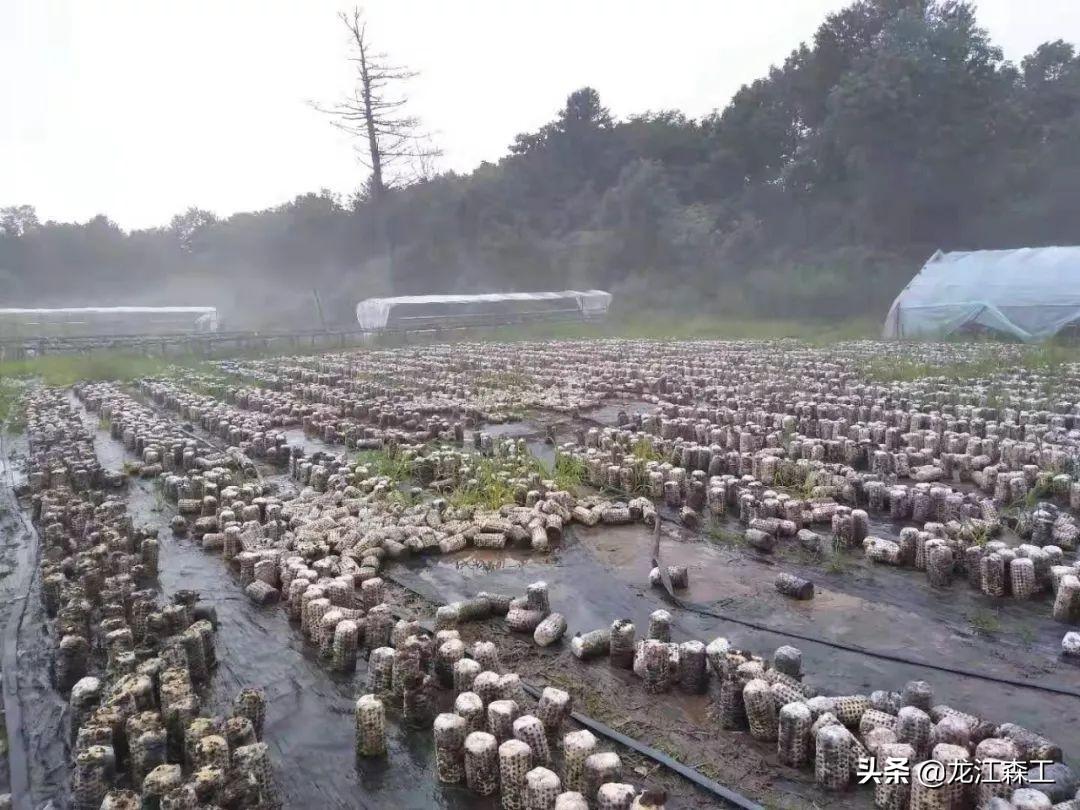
(126, 382, 1080, 699)
(391, 574, 764, 810)
(521, 679, 764, 810)
(649, 520, 1080, 700)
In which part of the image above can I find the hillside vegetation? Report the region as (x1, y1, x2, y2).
(2, 1, 1079, 328)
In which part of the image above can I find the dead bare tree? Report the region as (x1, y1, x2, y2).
(316, 7, 440, 198)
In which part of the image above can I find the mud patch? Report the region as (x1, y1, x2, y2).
(1, 431, 69, 809)
(393, 522, 1075, 790)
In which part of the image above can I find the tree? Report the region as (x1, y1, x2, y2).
(169, 207, 218, 254)
(1, 205, 39, 237)
(316, 7, 440, 198)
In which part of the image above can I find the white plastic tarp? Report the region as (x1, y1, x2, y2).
(883, 247, 1080, 341)
(355, 290, 611, 330)
(577, 290, 613, 316)
(0, 306, 219, 336)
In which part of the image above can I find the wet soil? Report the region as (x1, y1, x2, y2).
(1, 430, 70, 810)
(389, 518, 1078, 808)
(580, 399, 658, 428)
(67, 386, 1076, 809)
(92, 398, 504, 809)
(119, 395, 736, 807)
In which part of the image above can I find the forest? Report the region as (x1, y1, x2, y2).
(2, 0, 1079, 328)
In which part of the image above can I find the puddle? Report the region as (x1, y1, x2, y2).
(283, 426, 334, 456)
(84, 403, 501, 809)
(392, 521, 1078, 759)
(1, 432, 70, 810)
(473, 420, 543, 439)
(581, 400, 657, 427)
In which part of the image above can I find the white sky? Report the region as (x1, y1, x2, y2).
(2, 0, 1078, 231)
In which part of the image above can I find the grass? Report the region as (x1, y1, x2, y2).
(0, 352, 218, 387)
(706, 521, 746, 548)
(823, 555, 850, 574)
(201, 312, 880, 354)
(822, 535, 851, 574)
(968, 609, 1001, 637)
(773, 464, 816, 500)
(862, 353, 1005, 383)
(1016, 625, 1036, 646)
(1024, 476, 1054, 509)
(630, 435, 664, 463)
(446, 456, 517, 511)
(389, 314, 882, 345)
(354, 448, 413, 483)
(863, 340, 1080, 384)
(0, 378, 28, 433)
(966, 520, 992, 547)
(551, 452, 586, 492)
(383, 488, 420, 508)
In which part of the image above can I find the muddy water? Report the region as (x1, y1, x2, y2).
(1, 430, 70, 810)
(119, 389, 1079, 786)
(580, 399, 657, 427)
(393, 522, 1079, 757)
(86, 405, 499, 809)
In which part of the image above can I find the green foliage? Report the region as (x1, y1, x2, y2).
(630, 436, 664, 463)
(706, 521, 746, 548)
(470, 315, 881, 343)
(968, 609, 1001, 636)
(355, 448, 413, 482)
(0, 353, 214, 387)
(862, 351, 1007, 383)
(0, 378, 27, 433)
(446, 457, 517, 511)
(383, 488, 421, 508)
(3, 3, 1080, 325)
(1024, 476, 1054, 509)
(551, 453, 587, 492)
(775, 469, 816, 500)
(824, 555, 851, 575)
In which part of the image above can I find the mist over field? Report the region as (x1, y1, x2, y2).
(3, 0, 1080, 329)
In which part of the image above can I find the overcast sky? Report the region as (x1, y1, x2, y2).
(3, 0, 1079, 231)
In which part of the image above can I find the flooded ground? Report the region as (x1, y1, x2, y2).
(581, 399, 658, 427)
(393, 520, 1079, 755)
(1, 431, 70, 810)
(88, 395, 512, 810)
(118, 396, 730, 808)
(7, 380, 1075, 809)
(127, 476, 503, 810)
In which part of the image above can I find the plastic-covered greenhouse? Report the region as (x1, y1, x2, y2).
(883, 247, 1080, 341)
(355, 290, 612, 331)
(0, 306, 219, 339)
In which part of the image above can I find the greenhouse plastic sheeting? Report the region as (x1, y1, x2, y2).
(355, 290, 611, 330)
(883, 247, 1080, 341)
(0, 306, 219, 337)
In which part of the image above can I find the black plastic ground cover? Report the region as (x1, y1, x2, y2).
(649, 518, 1080, 700)
(399, 574, 765, 810)
(0, 429, 32, 809)
(521, 679, 765, 810)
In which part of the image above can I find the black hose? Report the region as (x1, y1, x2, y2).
(391, 572, 765, 810)
(519, 680, 764, 810)
(649, 520, 1080, 700)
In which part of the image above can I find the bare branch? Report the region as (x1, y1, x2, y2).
(315, 5, 440, 197)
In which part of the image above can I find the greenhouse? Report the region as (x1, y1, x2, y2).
(883, 247, 1080, 341)
(355, 290, 612, 331)
(0, 306, 219, 339)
